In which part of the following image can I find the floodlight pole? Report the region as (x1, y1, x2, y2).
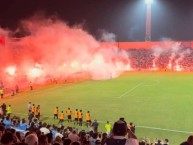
(145, 2, 151, 41)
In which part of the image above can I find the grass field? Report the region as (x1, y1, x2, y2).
(3, 72, 193, 145)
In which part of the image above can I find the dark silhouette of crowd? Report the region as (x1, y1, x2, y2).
(0, 103, 181, 145)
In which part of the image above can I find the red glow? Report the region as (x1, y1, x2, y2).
(0, 17, 129, 87)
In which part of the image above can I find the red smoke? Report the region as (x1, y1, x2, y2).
(0, 16, 129, 88)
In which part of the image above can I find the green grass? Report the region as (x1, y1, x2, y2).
(3, 72, 193, 145)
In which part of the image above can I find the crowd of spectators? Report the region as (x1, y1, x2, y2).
(0, 103, 180, 145)
(127, 47, 193, 71)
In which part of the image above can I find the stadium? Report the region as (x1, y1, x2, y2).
(0, 0, 193, 145)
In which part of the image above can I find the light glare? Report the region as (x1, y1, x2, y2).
(6, 66, 16, 76)
(145, 0, 153, 4)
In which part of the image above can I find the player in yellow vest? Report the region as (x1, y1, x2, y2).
(35, 107, 38, 117)
(78, 110, 83, 126)
(35, 106, 40, 120)
(6, 105, 12, 116)
(59, 111, 64, 124)
(32, 104, 35, 114)
(54, 107, 59, 119)
(0, 88, 4, 98)
(86, 111, 91, 127)
(66, 108, 72, 122)
(74, 109, 78, 125)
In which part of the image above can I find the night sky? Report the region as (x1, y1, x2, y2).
(0, 0, 193, 41)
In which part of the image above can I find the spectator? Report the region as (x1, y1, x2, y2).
(101, 133, 108, 145)
(1, 131, 15, 145)
(91, 120, 99, 133)
(3, 116, 11, 129)
(54, 128, 63, 139)
(89, 132, 98, 145)
(40, 123, 50, 135)
(68, 129, 80, 142)
(63, 138, 71, 145)
(38, 134, 48, 145)
(128, 122, 135, 134)
(180, 135, 193, 145)
(104, 120, 138, 145)
(46, 133, 53, 145)
(19, 119, 27, 131)
(70, 141, 81, 145)
(163, 138, 169, 145)
(54, 136, 63, 145)
(25, 133, 38, 145)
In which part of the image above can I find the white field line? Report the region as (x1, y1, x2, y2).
(14, 113, 193, 134)
(137, 125, 193, 134)
(117, 79, 160, 99)
(117, 81, 145, 98)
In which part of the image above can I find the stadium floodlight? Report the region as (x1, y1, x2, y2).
(145, 0, 153, 4)
(145, 0, 153, 41)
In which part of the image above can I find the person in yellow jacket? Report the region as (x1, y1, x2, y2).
(59, 111, 64, 124)
(105, 121, 112, 136)
(74, 109, 78, 125)
(66, 108, 72, 122)
(86, 111, 91, 127)
(6, 105, 12, 116)
(54, 107, 59, 120)
(0, 88, 4, 98)
(78, 110, 83, 126)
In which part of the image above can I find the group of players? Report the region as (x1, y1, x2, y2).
(28, 102, 41, 121)
(28, 102, 93, 128)
(53, 107, 92, 127)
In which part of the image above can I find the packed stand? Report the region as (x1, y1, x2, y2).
(127, 47, 193, 71)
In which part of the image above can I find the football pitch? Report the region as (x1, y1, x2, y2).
(3, 72, 193, 144)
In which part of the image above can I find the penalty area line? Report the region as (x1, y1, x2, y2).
(117, 81, 145, 98)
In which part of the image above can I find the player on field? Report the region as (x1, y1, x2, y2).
(78, 110, 83, 126)
(74, 109, 78, 125)
(59, 111, 65, 125)
(66, 107, 72, 122)
(54, 107, 59, 119)
(31, 104, 35, 114)
(86, 111, 91, 127)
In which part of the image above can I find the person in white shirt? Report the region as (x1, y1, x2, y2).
(40, 123, 50, 135)
(28, 102, 32, 112)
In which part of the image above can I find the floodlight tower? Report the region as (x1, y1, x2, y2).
(145, 0, 153, 41)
